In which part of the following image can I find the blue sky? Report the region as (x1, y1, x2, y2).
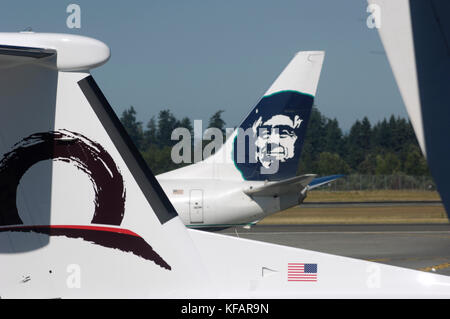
(0, 0, 407, 132)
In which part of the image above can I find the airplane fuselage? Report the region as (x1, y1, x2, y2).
(157, 178, 300, 229)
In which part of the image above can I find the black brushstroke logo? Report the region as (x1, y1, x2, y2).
(0, 129, 126, 225)
(0, 130, 171, 270)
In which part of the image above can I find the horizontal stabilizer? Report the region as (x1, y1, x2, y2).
(0, 33, 110, 71)
(244, 174, 316, 196)
(307, 174, 345, 190)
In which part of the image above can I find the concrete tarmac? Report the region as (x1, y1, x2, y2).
(218, 224, 450, 276)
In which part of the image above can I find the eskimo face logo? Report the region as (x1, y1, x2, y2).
(252, 114, 303, 169)
(233, 90, 313, 181)
(0, 129, 170, 270)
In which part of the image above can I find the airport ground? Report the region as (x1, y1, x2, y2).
(218, 190, 450, 277)
(302, 190, 442, 202)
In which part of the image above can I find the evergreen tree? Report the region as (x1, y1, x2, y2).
(375, 152, 401, 175)
(120, 106, 144, 150)
(404, 144, 429, 176)
(142, 116, 157, 150)
(142, 145, 179, 175)
(177, 117, 194, 135)
(298, 107, 327, 173)
(346, 120, 363, 169)
(360, 117, 372, 150)
(372, 118, 392, 150)
(323, 118, 344, 156)
(317, 152, 350, 175)
(156, 109, 178, 147)
(207, 110, 226, 135)
(357, 153, 377, 174)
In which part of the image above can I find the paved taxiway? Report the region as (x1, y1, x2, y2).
(218, 224, 450, 276)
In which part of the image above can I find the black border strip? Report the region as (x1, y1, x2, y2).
(0, 299, 442, 316)
(78, 75, 178, 224)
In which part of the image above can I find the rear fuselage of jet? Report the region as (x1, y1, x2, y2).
(158, 178, 300, 229)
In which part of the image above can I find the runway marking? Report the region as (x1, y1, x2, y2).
(419, 262, 450, 272)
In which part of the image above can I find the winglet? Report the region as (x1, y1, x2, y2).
(307, 174, 345, 190)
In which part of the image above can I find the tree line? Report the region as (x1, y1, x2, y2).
(120, 106, 430, 176)
(120, 106, 227, 175)
(297, 108, 429, 176)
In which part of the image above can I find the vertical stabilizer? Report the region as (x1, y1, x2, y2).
(0, 33, 213, 298)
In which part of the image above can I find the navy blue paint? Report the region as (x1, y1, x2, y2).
(233, 90, 314, 181)
(308, 175, 345, 188)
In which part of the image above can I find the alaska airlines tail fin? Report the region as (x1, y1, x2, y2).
(229, 51, 324, 181)
(159, 51, 325, 182)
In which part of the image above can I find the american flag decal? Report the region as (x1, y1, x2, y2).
(288, 263, 318, 282)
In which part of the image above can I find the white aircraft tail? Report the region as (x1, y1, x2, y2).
(159, 51, 325, 182)
(0, 33, 213, 298)
(1, 33, 449, 298)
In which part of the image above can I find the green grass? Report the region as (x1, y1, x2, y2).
(260, 205, 449, 225)
(259, 190, 447, 225)
(305, 190, 441, 202)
